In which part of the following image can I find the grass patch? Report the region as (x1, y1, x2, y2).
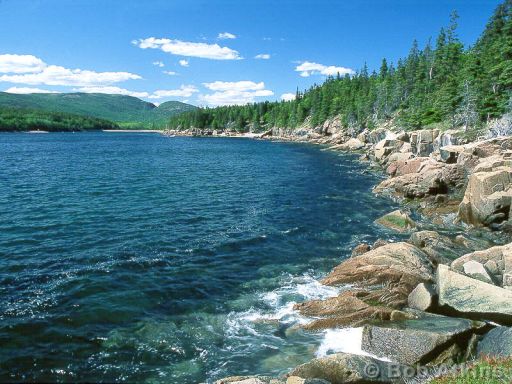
(431, 357, 512, 384)
(362, 299, 383, 307)
(382, 215, 408, 228)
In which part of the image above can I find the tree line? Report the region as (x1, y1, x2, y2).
(168, 1, 512, 133)
(0, 107, 119, 132)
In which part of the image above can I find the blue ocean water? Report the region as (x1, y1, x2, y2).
(0, 132, 399, 383)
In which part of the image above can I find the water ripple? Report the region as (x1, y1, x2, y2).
(0, 133, 399, 383)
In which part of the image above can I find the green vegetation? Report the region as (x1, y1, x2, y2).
(0, 107, 119, 132)
(431, 357, 512, 383)
(381, 215, 408, 229)
(0, 93, 196, 128)
(169, 1, 512, 133)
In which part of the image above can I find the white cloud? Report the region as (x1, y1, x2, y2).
(75, 86, 149, 98)
(200, 80, 273, 106)
(295, 61, 355, 77)
(75, 85, 198, 99)
(203, 80, 265, 92)
(5, 86, 58, 94)
(281, 92, 296, 101)
(254, 53, 271, 60)
(218, 32, 236, 40)
(133, 37, 241, 60)
(163, 70, 177, 76)
(148, 85, 198, 99)
(179, 59, 189, 67)
(0, 64, 141, 86)
(153, 61, 165, 67)
(0, 54, 46, 74)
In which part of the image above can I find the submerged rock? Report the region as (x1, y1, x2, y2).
(361, 313, 477, 365)
(351, 243, 371, 257)
(436, 264, 512, 324)
(215, 376, 284, 384)
(375, 210, 416, 233)
(290, 352, 407, 384)
(286, 377, 330, 384)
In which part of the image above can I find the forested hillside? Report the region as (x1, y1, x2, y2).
(169, 1, 512, 133)
(0, 93, 197, 128)
(0, 108, 119, 132)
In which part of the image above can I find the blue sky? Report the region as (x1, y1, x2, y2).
(0, 0, 502, 106)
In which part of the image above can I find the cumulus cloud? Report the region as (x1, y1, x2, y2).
(203, 80, 265, 92)
(295, 61, 355, 77)
(0, 54, 46, 74)
(200, 80, 273, 106)
(254, 53, 271, 60)
(153, 61, 165, 67)
(133, 37, 241, 60)
(163, 70, 177, 76)
(75, 86, 149, 98)
(75, 85, 198, 100)
(0, 64, 141, 86)
(148, 85, 198, 99)
(5, 86, 58, 94)
(281, 92, 296, 101)
(218, 32, 236, 39)
(179, 59, 189, 67)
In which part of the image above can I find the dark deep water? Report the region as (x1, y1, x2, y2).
(0, 132, 400, 383)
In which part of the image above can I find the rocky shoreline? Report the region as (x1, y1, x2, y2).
(165, 123, 512, 384)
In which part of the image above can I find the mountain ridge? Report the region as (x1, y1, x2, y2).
(0, 92, 197, 128)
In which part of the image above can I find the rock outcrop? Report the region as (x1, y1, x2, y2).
(462, 260, 495, 284)
(295, 243, 434, 329)
(361, 313, 480, 365)
(331, 138, 365, 151)
(215, 376, 285, 384)
(407, 283, 437, 312)
(458, 167, 512, 227)
(408, 231, 463, 265)
(451, 243, 512, 289)
(436, 264, 512, 324)
(294, 290, 395, 330)
(375, 210, 416, 233)
(290, 353, 406, 384)
(322, 242, 434, 288)
(477, 326, 512, 358)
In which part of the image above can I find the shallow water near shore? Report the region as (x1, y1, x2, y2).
(0, 132, 402, 383)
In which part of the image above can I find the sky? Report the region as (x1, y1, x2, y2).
(0, 0, 503, 107)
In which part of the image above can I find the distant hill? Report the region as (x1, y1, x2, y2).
(0, 92, 197, 128)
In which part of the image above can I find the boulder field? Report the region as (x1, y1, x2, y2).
(188, 122, 512, 383)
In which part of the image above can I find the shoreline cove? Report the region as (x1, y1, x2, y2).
(0, 133, 398, 383)
(162, 124, 512, 383)
(2, 130, 512, 383)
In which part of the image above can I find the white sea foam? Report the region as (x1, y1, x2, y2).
(226, 273, 342, 335)
(317, 328, 391, 362)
